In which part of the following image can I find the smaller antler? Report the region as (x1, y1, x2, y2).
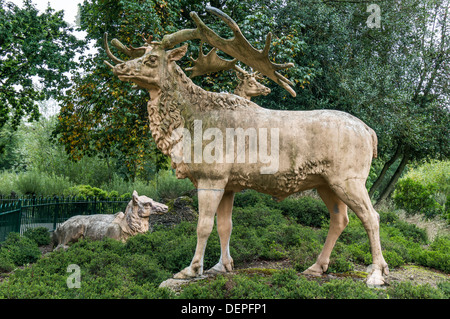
(187, 47, 262, 84)
(186, 42, 237, 78)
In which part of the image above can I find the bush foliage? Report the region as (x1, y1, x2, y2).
(0, 185, 448, 299)
(393, 160, 449, 221)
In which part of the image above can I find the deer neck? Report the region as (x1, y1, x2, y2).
(234, 85, 250, 100)
(146, 82, 185, 157)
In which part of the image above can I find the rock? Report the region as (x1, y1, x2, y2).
(159, 276, 208, 294)
(150, 196, 198, 229)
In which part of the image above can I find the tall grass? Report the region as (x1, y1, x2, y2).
(0, 170, 75, 197)
(0, 168, 194, 201)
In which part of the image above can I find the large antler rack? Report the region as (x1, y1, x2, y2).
(160, 6, 296, 97)
(104, 6, 296, 97)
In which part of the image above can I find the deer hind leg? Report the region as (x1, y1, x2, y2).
(330, 179, 389, 287)
(206, 191, 235, 275)
(174, 185, 225, 279)
(303, 185, 348, 276)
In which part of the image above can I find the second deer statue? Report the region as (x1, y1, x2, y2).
(103, 6, 388, 287)
(186, 42, 271, 100)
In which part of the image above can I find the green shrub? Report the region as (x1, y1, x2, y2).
(382, 250, 404, 268)
(437, 281, 450, 298)
(271, 269, 321, 299)
(153, 169, 195, 200)
(234, 189, 270, 208)
(272, 197, 329, 227)
(320, 278, 381, 299)
(68, 185, 110, 200)
(393, 160, 449, 220)
(233, 203, 285, 229)
(386, 281, 446, 299)
(378, 210, 399, 224)
(390, 220, 428, 243)
(393, 177, 443, 218)
(291, 240, 322, 272)
(0, 233, 41, 266)
(234, 190, 329, 227)
(329, 254, 355, 273)
(14, 170, 74, 196)
(0, 248, 15, 273)
(406, 160, 450, 195)
(0, 170, 17, 196)
(23, 227, 51, 246)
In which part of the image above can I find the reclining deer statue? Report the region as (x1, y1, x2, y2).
(103, 6, 388, 287)
(52, 191, 168, 251)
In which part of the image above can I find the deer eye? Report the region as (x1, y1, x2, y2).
(144, 55, 158, 67)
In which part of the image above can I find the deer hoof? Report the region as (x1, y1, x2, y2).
(366, 264, 386, 288)
(173, 265, 202, 279)
(205, 261, 234, 275)
(303, 263, 327, 276)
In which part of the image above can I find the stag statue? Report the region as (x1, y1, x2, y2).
(103, 6, 388, 287)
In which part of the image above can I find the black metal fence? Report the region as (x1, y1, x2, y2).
(0, 196, 129, 242)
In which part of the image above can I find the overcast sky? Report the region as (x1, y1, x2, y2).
(9, 0, 82, 26)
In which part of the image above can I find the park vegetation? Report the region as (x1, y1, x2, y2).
(0, 188, 449, 299)
(0, 0, 449, 299)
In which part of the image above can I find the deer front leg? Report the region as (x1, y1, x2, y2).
(206, 191, 235, 274)
(173, 185, 225, 279)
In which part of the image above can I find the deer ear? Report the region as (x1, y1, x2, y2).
(132, 190, 139, 204)
(167, 44, 188, 62)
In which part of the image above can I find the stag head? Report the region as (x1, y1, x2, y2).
(104, 6, 296, 97)
(234, 67, 271, 100)
(104, 38, 188, 92)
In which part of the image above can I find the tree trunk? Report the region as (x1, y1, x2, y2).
(375, 151, 409, 207)
(369, 144, 401, 198)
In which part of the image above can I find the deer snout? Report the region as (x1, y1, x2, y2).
(114, 63, 131, 75)
(262, 87, 271, 96)
(151, 202, 169, 214)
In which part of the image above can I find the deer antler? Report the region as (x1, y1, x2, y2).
(186, 42, 237, 78)
(160, 6, 296, 97)
(103, 32, 149, 69)
(104, 7, 296, 96)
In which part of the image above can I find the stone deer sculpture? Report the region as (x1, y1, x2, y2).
(52, 191, 168, 250)
(103, 6, 388, 286)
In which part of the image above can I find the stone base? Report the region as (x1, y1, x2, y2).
(159, 276, 209, 294)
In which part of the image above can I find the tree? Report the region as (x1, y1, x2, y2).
(0, 0, 85, 132)
(256, 0, 449, 203)
(56, 0, 189, 181)
(334, 0, 450, 203)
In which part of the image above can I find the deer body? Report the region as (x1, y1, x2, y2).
(105, 7, 389, 287)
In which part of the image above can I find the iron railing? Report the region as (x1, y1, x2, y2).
(0, 196, 129, 242)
